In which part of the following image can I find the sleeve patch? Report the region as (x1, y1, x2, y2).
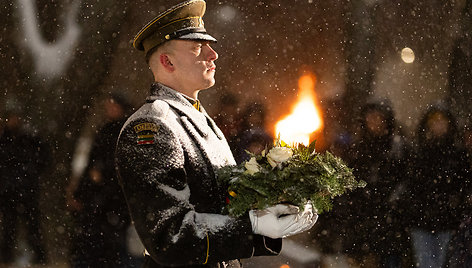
(134, 122, 160, 133)
(134, 122, 160, 145)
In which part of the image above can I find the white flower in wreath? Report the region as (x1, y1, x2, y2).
(245, 157, 260, 175)
(267, 147, 293, 168)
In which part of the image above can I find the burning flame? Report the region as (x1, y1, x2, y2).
(275, 74, 323, 146)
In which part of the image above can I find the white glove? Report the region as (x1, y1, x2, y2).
(249, 202, 318, 239)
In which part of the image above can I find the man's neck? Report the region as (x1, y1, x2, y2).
(156, 82, 199, 100)
(181, 89, 199, 100)
(179, 91, 199, 101)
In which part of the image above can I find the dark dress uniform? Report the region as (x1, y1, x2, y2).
(115, 83, 281, 268)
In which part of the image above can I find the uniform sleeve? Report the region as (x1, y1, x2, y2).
(116, 117, 281, 266)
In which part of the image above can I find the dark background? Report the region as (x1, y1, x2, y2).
(0, 0, 471, 265)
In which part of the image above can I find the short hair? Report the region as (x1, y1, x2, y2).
(145, 41, 174, 65)
(145, 45, 160, 64)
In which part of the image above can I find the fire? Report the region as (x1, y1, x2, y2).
(275, 74, 323, 146)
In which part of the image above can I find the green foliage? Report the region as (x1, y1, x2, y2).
(217, 140, 366, 217)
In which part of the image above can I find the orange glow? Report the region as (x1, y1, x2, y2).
(280, 265, 290, 268)
(275, 74, 323, 146)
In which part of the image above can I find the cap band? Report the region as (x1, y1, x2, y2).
(133, 0, 216, 55)
(142, 17, 205, 54)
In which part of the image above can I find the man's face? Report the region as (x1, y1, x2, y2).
(464, 130, 472, 152)
(168, 40, 218, 91)
(426, 112, 449, 139)
(104, 98, 124, 120)
(365, 110, 388, 137)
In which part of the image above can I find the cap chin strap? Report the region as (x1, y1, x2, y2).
(165, 28, 208, 40)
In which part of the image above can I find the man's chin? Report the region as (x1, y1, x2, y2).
(201, 79, 216, 90)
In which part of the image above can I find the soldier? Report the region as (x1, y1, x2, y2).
(115, 1, 317, 267)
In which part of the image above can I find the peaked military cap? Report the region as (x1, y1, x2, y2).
(133, 0, 217, 54)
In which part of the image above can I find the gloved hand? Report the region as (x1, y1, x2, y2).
(249, 202, 318, 239)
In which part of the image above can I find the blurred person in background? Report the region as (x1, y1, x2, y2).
(445, 123, 472, 267)
(230, 102, 273, 164)
(311, 99, 354, 265)
(408, 106, 468, 268)
(328, 101, 412, 267)
(320, 99, 353, 158)
(67, 93, 141, 267)
(0, 110, 50, 265)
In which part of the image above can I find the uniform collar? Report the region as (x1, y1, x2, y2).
(180, 94, 202, 112)
(147, 83, 223, 138)
(147, 83, 225, 139)
(148, 82, 205, 112)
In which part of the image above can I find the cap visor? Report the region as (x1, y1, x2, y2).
(178, 32, 217, 42)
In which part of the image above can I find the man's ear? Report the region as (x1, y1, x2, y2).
(160, 54, 174, 72)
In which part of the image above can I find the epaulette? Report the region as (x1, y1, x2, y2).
(150, 99, 170, 120)
(119, 100, 170, 139)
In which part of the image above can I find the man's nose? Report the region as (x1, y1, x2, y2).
(205, 45, 218, 61)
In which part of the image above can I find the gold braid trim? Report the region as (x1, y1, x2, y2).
(203, 232, 209, 264)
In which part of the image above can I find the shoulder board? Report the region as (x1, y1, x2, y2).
(119, 100, 170, 138)
(150, 99, 170, 119)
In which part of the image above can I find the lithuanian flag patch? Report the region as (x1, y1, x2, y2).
(133, 122, 159, 145)
(137, 134, 155, 145)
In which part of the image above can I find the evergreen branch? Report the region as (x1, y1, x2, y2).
(217, 140, 366, 217)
